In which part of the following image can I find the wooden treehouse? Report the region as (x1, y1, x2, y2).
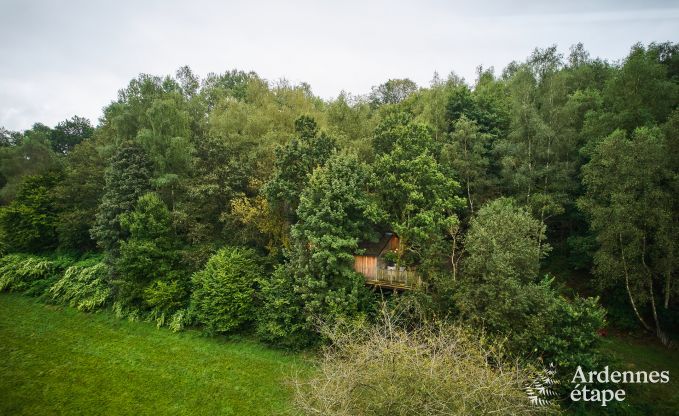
(353, 232, 421, 290)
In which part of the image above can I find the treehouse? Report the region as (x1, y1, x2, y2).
(353, 232, 421, 290)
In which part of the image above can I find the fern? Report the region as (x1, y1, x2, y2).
(526, 363, 560, 407)
(0, 254, 70, 295)
(169, 309, 188, 333)
(49, 258, 111, 311)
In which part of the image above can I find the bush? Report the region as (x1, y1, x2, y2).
(190, 246, 263, 334)
(455, 198, 606, 389)
(293, 309, 559, 415)
(0, 172, 62, 253)
(49, 257, 111, 311)
(0, 253, 72, 296)
(113, 192, 178, 308)
(256, 264, 314, 349)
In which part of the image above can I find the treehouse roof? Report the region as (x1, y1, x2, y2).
(357, 232, 396, 257)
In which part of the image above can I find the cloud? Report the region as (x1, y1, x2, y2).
(1, 0, 678, 130)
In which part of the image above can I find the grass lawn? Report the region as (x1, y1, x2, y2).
(599, 334, 679, 414)
(0, 293, 309, 415)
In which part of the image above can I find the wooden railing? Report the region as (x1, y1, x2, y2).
(368, 268, 421, 288)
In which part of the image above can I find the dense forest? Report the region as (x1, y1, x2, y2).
(1, 42, 678, 413)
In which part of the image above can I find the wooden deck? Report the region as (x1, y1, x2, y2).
(364, 268, 421, 290)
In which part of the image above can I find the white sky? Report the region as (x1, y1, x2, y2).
(1, 0, 678, 131)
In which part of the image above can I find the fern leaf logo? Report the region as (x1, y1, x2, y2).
(526, 363, 560, 406)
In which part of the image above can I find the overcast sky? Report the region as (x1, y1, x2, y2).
(1, 0, 678, 131)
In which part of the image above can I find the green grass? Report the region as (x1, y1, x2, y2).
(599, 335, 679, 415)
(0, 293, 309, 415)
(3, 292, 677, 415)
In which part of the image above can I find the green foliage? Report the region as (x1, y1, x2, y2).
(579, 126, 677, 340)
(368, 78, 418, 107)
(256, 264, 312, 348)
(1, 41, 677, 378)
(462, 197, 549, 284)
(50, 116, 94, 155)
(602, 43, 679, 131)
(441, 115, 495, 213)
(259, 153, 376, 347)
(0, 254, 72, 296)
(113, 192, 182, 308)
(455, 198, 605, 387)
(91, 142, 152, 253)
(0, 123, 60, 204)
(49, 257, 111, 311)
(535, 295, 606, 375)
(263, 115, 337, 225)
(55, 139, 106, 251)
(294, 310, 558, 416)
(372, 113, 464, 269)
(0, 171, 62, 253)
(190, 246, 263, 334)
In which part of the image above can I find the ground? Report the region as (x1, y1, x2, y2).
(1, 293, 677, 415)
(599, 334, 679, 415)
(0, 293, 308, 416)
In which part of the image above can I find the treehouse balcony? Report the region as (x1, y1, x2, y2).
(369, 267, 421, 289)
(353, 232, 421, 290)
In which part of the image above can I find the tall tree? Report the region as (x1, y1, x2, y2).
(579, 127, 676, 343)
(369, 78, 418, 107)
(114, 192, 182, 309)
(262, 116, 336, 238)
(0, 171, 62, 252)
(258, 152, 375, 347)
(50, 116, 94, 155)
(91, 143, 152, 254)
(441, 115, 494, 214)
(372, 114, 464, 271)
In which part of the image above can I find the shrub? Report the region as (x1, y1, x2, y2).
(168, 309, 189, 333)
(256, 264, 314, 349)
(113, 192, 178, 308)
(190, 246, 263, 334)
(0, 253, 71, 296)
(0, 172, 62, 253)
(143, 279, 188, 326)
(454, 198, 606, 389)
(293, 309, 559, 415)
(49, 257, 111, 311)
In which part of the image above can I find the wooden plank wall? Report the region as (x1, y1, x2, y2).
(354, 256, 377, 279)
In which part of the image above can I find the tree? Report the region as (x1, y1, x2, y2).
(262, 116, 336, 235)
(114, 192, 182, 309)
(455, 198, 604, 379)
(190, 246, 263, 334)
(55, 139, 106, 251)
(0, 171, 62, 252)
(372, 115, 464, 271)
(258, 152, 376, 347)
(461, 197, 549, 285)
(50, 116, 94, 155)
(602, 43, 679, 131)
(91, 142, 152, 254)
(369, 78, 418, 107)
(497, 65, 565, 228)
(0, 123, 59, 204)
(441, 115, 494, 214)
(579, 127, 676, 344)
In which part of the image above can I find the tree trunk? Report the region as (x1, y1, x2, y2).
(664, 270, 671, 310)
(619, 233, 653, 332)
(641, 235, 668, 346)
